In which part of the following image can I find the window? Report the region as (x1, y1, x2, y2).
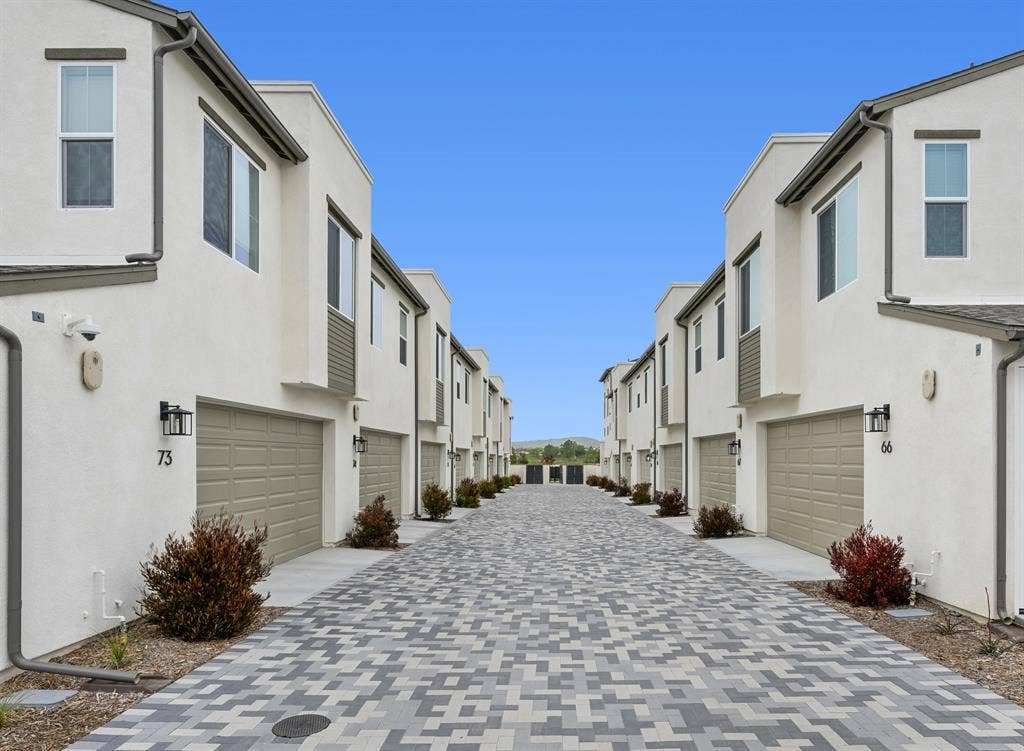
(203, 121, 259, 271)
(398, 305, 408, 365)
(739, 248, 761, 335)
(694, 319, 702, 373)
(628, 384, 633, 412)
(659, 342, 667, 387)
(327, 217, 355, 317)
(435, 330, 446, 382)
(456, 361, 462, 400)
(370, 278, 383, 348)
(924, 143, 968, 257)
(716, 297, 725, 360)
(644, 367, 649, 404)
(464, 368, 470, 404)
(636, 380, 640, 408)
(488, 392, 492, 417)
(817, 178, 858, 299)
(60, 64, 114, 207)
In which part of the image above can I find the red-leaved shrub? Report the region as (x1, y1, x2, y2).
(656, 488, 687, 517)
(346, 495, 400, 549)
(826, 523, 912, 608)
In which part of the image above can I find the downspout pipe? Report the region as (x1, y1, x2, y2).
(126, 25, 198, 264)
(449, 349, 455, 494)
(996, 336, 1024, 621)
(858, 107, 911, 304)
(412, 310, 427, 518)
(682, 325, 690, 506)
(651, 353, 657, 498)
(1, 325, 139, 683)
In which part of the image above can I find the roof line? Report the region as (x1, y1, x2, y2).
(675, 262, 726, 322)
(370, 237, 428, 313)
(450, 335, 480, 371)
(620, 343, 655, 383)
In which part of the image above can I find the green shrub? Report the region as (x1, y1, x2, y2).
(421, 483, 452, 521)
(492, 474, 507, 491)
(693, 504, 745, 538)
(346, 495, 400, 549)
(479, 480, 497, 499)
(656, 488, 687, 517)
(631, 482, 652, 505)
(140, 513, 272, 641)
(455, 478, 480, 508)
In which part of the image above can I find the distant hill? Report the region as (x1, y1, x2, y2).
(513, 436, 600, 449)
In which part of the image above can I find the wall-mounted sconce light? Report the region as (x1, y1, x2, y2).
(864, 404, 890, 433)
(626, 454, 632, 463)
(727, 438, 741, 456)
(353, 435, 368, 453)
(447, 449, 461, 463)
(159, 401, 193, 437)
(646, 450, 658, 464)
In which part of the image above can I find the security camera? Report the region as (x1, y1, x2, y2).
(62, 314, 102, 341)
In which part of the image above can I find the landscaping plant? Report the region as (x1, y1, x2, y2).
(656, 488, 687, 517)
(479, 480, 497, 499)
(933, 607, 967, 636)
(346, 495, 400, 549)
(693, 504, 745, 538)
(492, 474, 506, 491)
(586, 475, 602, 487)
(631, 482, 652, 505)
(975, 588, 1015, 657)
(455, 478, 480, 508)
(613, 480, 630, 497)
(139, 512, 272, 641)
(102, 623, 131, 669)
(825, 522, 912, 608)
(510, 474, 522, 485)
(421, 483, 452, 521)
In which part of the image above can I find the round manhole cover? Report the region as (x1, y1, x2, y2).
(271, 714, 331, 738)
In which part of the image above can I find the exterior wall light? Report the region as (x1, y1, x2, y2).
(159, 401, 193, 437)
(447, 449, 461, 462)
(727, 438, 741, 456)
(626, 454, 632, 464)
(864, 404, 890, 433)
(353, 435, 368, 453)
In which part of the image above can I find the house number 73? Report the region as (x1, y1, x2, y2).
(157, 450, 173, 466)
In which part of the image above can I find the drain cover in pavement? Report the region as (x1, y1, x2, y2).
(272, 714, 331, 738)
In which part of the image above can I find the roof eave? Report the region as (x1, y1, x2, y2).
(620, 343, 655, 383)
(675, 262, 726, 322)
(370, 236, 428, 312)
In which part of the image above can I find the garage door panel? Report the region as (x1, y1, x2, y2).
(360, 430, 404, 518)
(662, 443, 683, 492)
(698, 435, 736, 509)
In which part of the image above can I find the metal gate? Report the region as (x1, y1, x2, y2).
(566, 465, 584, 484)
(549, 466, 562, 483)
(525, 465, 544, 484)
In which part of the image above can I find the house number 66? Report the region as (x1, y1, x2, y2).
(157, 450, 173, 466)
(880, 441, 893, 454)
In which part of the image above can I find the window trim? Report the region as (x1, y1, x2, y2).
(815, 176, 859, 301)
(922, 140, 970, 259)
(327, 214, 356, 318)
(398, 304, 408, 366)
(738, 249, 761, 337)
(464, 367, 470, 404)
(435, 329, 446, 384)
(58, 62, 116, 210)
(693, 318, 703, 374)
(369, 276, 384, 350)
(203, 116, 261, 273)
(628, 383, 633, 413)
(455, 360, 462, 400)
(644, 367, 650, 404)
(715, 295, 725, 360)
(659, 341, 667, 387)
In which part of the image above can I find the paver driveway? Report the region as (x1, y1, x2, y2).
(74, 486, 1024, 750)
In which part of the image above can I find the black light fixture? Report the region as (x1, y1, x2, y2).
(448, 449, 461, 463)
(727, 438, 741, 456)
(626, 453, 632, 464)
(864, 404, 890, 433)
(159, 401, 193, 437)
(353, 435, 368, 453)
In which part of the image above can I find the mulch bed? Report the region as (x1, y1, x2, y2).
(0, 607, 286, 751)
(791, 580, 1024, 707)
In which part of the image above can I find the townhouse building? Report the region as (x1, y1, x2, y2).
(599, 361, 633, 482)
(449, 336, 478, 487)
(621, 343, 656, 486)
(0, 0, 511, 671)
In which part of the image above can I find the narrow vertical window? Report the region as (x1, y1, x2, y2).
(739, 248, 761, 335)
(817, 178, 858, 300)
(464, 368, 470, 404)
(659, 342, 667, 387)
(694, 319, 702, 373)
(398, 305, 408, 365)
(644, 367, 649, 404)
(716, 297, 725, 360)
(203, 121, 259, 271)
(436, 330, 446, 382)
(924, 143, 968, 257)
(456, 362, 462, 400)
(370, 277, 383, 348)
(628, 384, 633, 412)
(327, 217, 355, 317)
(61, 65, 114, 207)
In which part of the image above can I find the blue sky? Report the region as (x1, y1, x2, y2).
(191, 0, 1022, 441)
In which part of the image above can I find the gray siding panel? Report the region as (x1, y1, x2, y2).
(327, 308, 356, 395)
(737, 329, 761, 402)
(435, 380, 445, 424)
(660, 385, 669, 427)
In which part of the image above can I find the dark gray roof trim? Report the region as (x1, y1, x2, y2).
(450, 335, 480, 371)
(598, 366, 613, 384)
(878, 303, 1024, 341)
(777, 49, 1024, 206)
(370, 236, 428, 313)
(93, 0, 307, 163)
(675, 262, 726, 322)
(621, 342, 655, 383)
(0, 264, 156, 296)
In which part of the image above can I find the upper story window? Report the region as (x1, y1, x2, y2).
(60, 64, 114, 208)
(716, 296, 725, 360)
(482, 379, 488, 421)
(659, 342, 667, 387)
(628, 383, 633, 412)
(464, 368, 470, 404)
(635, 379, 641, 408)
(370, 277, 384, 349)
(435, 330, 446, 382)
(644, 367, 649, 404)
(694, 319, 702, 373)
(924, 143, 968, 257)
(817, 178, 858, 299)
(739, 247, 761, 335)
(488, 391, 493, 417)
(455, 361, 462, 400)
(204, 121, 259, 271)
(398, 305, 408, 365)
(327, 217, 355, 317)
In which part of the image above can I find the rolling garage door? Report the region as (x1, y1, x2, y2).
(421, 441, 443, 491)
(359, 430, 403, 517)
(456, 449, 469, 483)
(662, 443, 683, 493)
(197, 403, 323, 564)
(698, 434, 736, 509)
(767, 409, 864, 556)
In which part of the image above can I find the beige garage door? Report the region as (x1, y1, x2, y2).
(197, 403, 322, 564)
(359, 430, 403, 518)
(421, 442, 443, 491)
(698, 434, 736, 509)
(767, 409, 864, 556)
(662, 443, 683, 493)
(456, 449, 469, 483)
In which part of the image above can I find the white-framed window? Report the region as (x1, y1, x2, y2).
(694, 318, 703, 373)
(203, 120, 260, 271)
(635, 379, 641, 408)
(716, 296, 725, 360)
(327, 217, 355, 317)
(464, 367, 470, 404)
(398, 305, 408, 365)
(628, 384, 633, 413)
(59, 64, 114, 208)
(370, 277, 384, 349)
(739, 247, 761, 335)
(435, 330, 446, 382)
(659, 342, 667, 387)
(455, 361, 462, 400)
(924, 142, 968, 257)
(644, 367, 649, 404)
(817, 178, 858, 299)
